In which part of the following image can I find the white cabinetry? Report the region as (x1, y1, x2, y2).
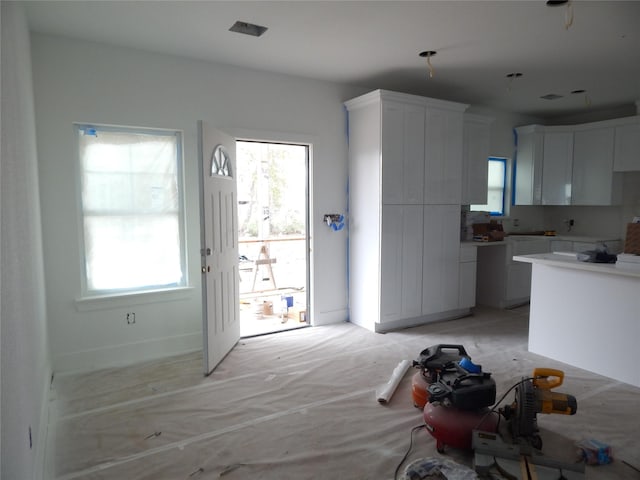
(613, 117, 640, 172)
(380, 205, 423, 322)
(514, 125, 544, 205)
(516, 116, 636, 205)
(459, 244, 477, 309)
(550, 238, 623, 254)
(425, 107, 465, 204)
(462, 114, 493, 205)
(345, 89, 468, 332)
(572, 126, 621, 205)
(476, 238, 550, 309)
(382, 101, 425, 205)
(541, 130, 573, 205)
(422, 205, 461, 314)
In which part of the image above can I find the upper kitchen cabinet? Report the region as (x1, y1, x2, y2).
(514, 125, 544, 205)
(541, 129, 573, 205)
(515, 115, 635, 206)
(613, 116, 640, 172)
(462, 114, 494, 205)
(424, 106, 466, 204)
(572, 125, 621, 205)
(381, 100, 425, 204)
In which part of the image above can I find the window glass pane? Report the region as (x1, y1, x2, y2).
(471, 157, 506, 216)
(78, 126, 185, 293)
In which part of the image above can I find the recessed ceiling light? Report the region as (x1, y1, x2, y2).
(540, 93, 564, 100)
(229, 21, 268, 37)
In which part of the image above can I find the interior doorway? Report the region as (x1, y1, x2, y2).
(236, 140, 309, 337)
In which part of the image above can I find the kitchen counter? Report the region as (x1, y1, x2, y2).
(514, 252, 640, 387)
(514, 252, 640, 279)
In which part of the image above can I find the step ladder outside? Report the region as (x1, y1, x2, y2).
(251, 244, 277, 291)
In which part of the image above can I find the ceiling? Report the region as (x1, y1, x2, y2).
(24, 1, 640, 119)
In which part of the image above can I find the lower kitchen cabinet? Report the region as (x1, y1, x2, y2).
(458, 244, 477, 309)
(380, 205, 424, 322)
(422, 205, 461, 315)
(476, 238, 550, 309)
(550, 239, 623, 254)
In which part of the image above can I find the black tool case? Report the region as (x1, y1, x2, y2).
(428, 369, 496, 410)
(415, 344, 496, 410)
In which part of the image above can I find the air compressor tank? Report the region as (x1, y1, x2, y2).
(423, 402, 499, 453)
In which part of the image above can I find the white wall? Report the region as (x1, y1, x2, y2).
(31, 34, 366, 373)
(1, 3, 52, 478)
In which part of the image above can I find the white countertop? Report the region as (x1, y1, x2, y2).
(513, 252, 640, 279)
(462, 234, 621, 248)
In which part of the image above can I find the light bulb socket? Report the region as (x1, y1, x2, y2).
(419, 51, 437, 58)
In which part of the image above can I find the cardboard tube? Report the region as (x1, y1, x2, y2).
(376, 359, 411, 404)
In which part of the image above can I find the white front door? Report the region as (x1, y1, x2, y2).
(198, 121, 240, 375)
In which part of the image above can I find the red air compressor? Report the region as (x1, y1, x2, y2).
(411, 344, 499, 453)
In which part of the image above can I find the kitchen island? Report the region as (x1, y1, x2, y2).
(513, 253, 640, 387)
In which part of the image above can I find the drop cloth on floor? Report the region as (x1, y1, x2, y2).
(47, 307, 640, 479)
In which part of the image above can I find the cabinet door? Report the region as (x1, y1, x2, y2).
(572, 127, 616, 205)
(382, 101, 425, 205)
(462, 116, 491, 205)
(550, 240, 572, 253)
(613, 122, 640, 172)
(422, 205, 460, 315)
(542, 131, 573, 205)
(514, 127, 544, 205)
(506, 263, 533, 303)
(424, 108, 463, 204)
(458, 261, 476, 309)
(380, 205, 423, 322)
(458, 245, 477, 309)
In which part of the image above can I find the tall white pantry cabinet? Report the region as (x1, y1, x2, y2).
(345, 90, 470, 332)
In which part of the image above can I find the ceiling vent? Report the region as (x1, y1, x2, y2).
(540, 93, 564, 100)
(229, 21, 268, 37)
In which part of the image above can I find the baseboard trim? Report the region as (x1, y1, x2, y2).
(374, 308, 471, 333)
(312, 308, 348, 326)
(53, 332, 202, 375)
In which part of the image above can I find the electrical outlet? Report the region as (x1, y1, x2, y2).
(569, 219, 574, 226)
(126, 312, 136, 324)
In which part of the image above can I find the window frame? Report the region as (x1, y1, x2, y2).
(471, 156, 507, 217)
(75, 123, 188, 297)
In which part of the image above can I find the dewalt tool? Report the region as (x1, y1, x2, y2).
(501, 368, 577, 450)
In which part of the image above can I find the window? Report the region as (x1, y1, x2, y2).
(471, 157, 507, 216)
(77, 124, 186, 294)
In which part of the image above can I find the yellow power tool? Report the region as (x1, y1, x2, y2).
(501, 368, 577, 449)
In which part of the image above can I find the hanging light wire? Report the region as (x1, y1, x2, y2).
(565, 0, 574, 29)
(419, 51, 437, 79)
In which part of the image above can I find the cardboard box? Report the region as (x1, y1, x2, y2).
(624, 223, 640, 254)
(472, 222, 505, 242)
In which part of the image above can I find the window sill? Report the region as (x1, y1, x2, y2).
(75, 286, 196, 312)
